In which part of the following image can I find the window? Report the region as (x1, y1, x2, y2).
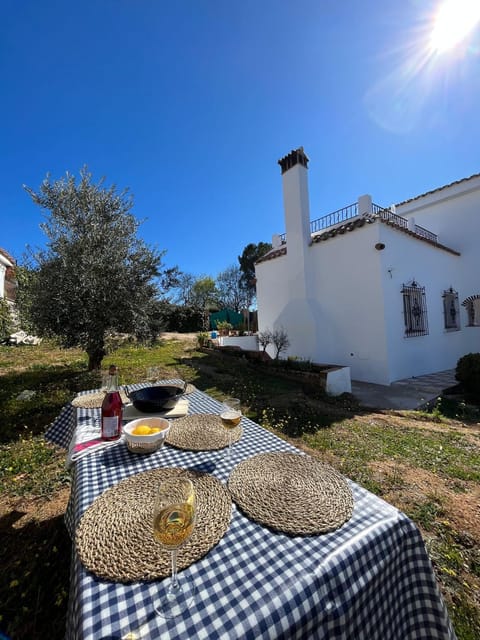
(442, 288, 460, 331)
(462, 295, 480, 327)
(402, 280, 428, 337)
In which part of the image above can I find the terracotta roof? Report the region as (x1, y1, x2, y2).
(0, 248, 15, 266)
(255, 246, 287, 264)
(395, 172, 480, 207)
(258, 213, 460, 263)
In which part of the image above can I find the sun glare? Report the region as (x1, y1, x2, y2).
(430, 0, 480, 52)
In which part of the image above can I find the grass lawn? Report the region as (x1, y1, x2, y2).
(1, 336, 479, 639)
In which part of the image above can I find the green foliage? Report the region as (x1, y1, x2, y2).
(0, 296, 13, 338)
(238, 242, 272, 306)
(216, 320, 233, 334)
(158, 301, 203, 332)
(456, 353, 480, 401)
(23, 167, 170, 369)
(13, 264, 37, 333)
(197, 332, 209, 347)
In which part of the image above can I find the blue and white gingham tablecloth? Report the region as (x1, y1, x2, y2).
(45, 383, 456, 640)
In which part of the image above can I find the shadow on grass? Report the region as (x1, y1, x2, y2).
(0, 366, 99, 444)
(0, 509, 71, 640)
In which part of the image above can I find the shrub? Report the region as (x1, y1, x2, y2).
(0, 297, 13, 339)
(197, 332, 209, 347)
(216, 320, 233, 335)
(455, 353, 480, 401)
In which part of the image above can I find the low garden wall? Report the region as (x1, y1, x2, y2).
(207, 343, 351, 396)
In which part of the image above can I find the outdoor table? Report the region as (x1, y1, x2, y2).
(45, 383, 456, 640)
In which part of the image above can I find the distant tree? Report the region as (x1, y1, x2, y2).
(171, 272, 196, 306)
(23, 167, 168, 369)
(238, 242, 272, 308)
(216, 265, 248, 312)
(271, 327, 290, 360)
(158, 266, 182, 299)
(189, 276, 218, 330)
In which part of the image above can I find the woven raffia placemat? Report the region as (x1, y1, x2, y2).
(72, 390, 129, 409)
(166, 414, 243, 451)
(71, 384, 196, 409)
(76, 467, 232, 583)
(228, 452, 354, 536)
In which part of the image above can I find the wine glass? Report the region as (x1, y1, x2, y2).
(220, 397, 242, 460)
(152, 477, 196, 618)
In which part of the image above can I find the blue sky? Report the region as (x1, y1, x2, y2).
(2, 0, 479, 279)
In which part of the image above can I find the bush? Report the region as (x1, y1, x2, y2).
(455, 353, 480, 401)
(216, 320, 233, 335)
(0, 297, 13, 339)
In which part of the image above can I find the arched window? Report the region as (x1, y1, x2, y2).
(402, 280, 428, 337)
(462, 295, 480, 327)
(442, 288, 460, 331)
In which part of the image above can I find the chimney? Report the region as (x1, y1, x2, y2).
(278, 147, 312, 298)
(278, 147, 311, 251)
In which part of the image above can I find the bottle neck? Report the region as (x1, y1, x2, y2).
(105, 373, 119, 392)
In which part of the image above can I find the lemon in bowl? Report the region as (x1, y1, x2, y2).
(124, 417, 171, 453)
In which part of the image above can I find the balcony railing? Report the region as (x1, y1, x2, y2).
(373, 204, 438, 243)
(373, 205, 409, 230)
(413, 224, 437, 243)
(310, 202, 358, 234)
(278, 201, 438, 245)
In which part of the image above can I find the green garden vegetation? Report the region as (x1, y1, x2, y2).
(1, 338, 479, 639)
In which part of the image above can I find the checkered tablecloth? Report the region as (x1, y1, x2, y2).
(45, 385, 456, 640)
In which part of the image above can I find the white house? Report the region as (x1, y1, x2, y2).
(255, 147, 480, 385)
(0, 250, 14, 300)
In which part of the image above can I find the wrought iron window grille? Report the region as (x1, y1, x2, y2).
(442, 287, 460, 331)
(402, 281, 429, 337)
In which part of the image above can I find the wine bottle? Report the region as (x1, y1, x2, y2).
(101, 365, 123, 440)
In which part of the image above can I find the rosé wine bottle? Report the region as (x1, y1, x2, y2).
(101, 365, 123, 440)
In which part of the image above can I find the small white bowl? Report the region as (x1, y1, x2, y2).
(123, 417, 171, 453)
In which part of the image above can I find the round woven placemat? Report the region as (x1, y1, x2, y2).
(228, 452, 354, 536)
(76, 467, 232, 583)
(166, 414, 243, 451)
(72, 390, 129, 409)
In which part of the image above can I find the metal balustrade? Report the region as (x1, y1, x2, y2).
(310, 202, 358, 234)
(413, 224, 437, 243)
(278, 201, 438, 245)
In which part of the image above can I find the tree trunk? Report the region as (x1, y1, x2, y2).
(87, 346, 106, 371)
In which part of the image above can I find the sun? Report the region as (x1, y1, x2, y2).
(430, 0, 480, 52)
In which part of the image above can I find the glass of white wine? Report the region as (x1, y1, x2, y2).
(152, 477, 196, 618)
(220, 397, 242, 460)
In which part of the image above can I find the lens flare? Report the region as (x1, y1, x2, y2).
(430, 0, 480, 52)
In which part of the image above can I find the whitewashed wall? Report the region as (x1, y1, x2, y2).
(398, 176, 480, 297)
(0, 253, 13, 299)
(256, 154, 480, 385)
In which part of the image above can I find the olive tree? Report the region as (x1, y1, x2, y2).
(23, 167, 167, 369)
